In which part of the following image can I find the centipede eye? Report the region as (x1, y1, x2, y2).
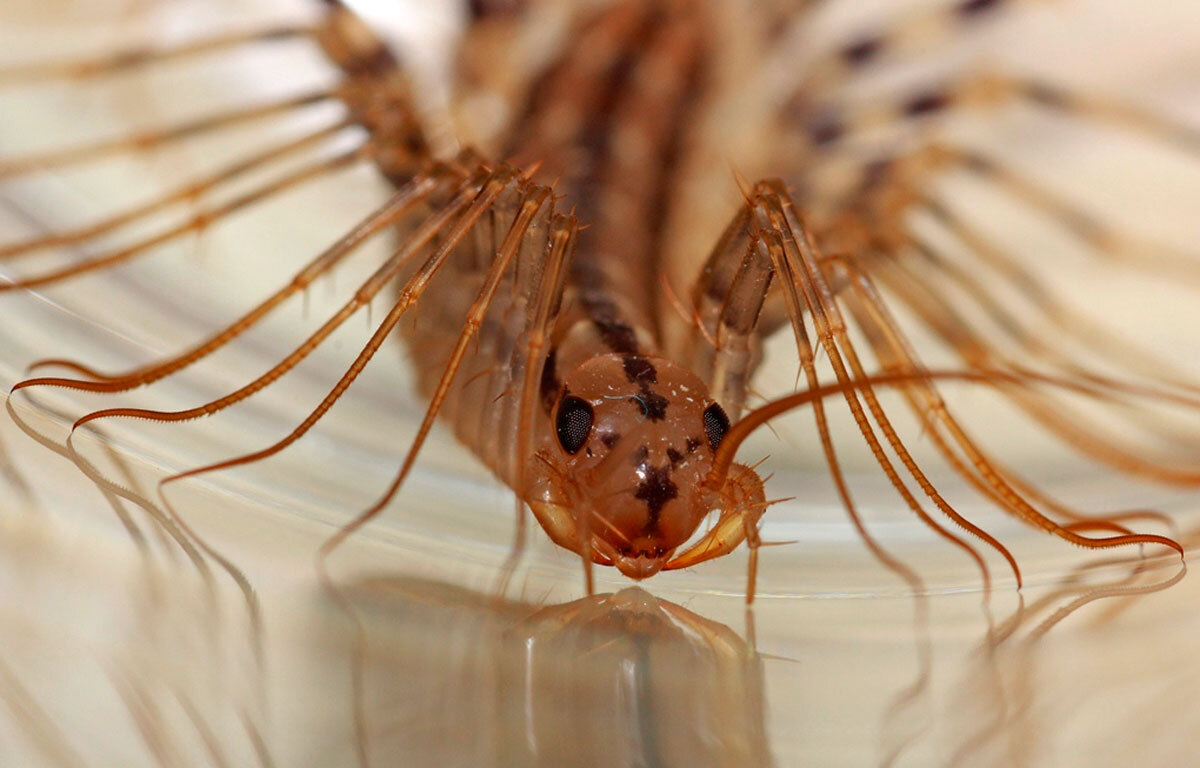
(702, 402, 730, 451)
(556, 395, 594, 454)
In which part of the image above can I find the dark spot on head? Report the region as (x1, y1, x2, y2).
(640, 390, 669, 422)
(685, 437, 702, 455)
(599, 431, 620, 449)
(666, 448, 684, 466)
(630, 445, 650, 466)
(594, 318, 641, 355)
(634, 464, 679, 530)
(621, 355, 658, 385)
(841, 35, 884, 67)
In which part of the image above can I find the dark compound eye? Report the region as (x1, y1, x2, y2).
(555, 395, 594, 454)
(702, 402, 730, 451)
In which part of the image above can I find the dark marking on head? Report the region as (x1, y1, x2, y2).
(634, 464, 678, 531)
(593, 317, 641, 355)
(841, 35, 884, 67)
(619, 356, 668, 422)
(685, 437, 702, 455)
(599, 431, 620, 449)
(666, 448, 684, 466)
(631, 445, 650, 466)
(904, 90, 950, 117)
(640, 390, 669, 422)
(621, 355, 658, 385)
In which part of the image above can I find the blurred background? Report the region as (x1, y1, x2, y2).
(1, 1, 1200, 765)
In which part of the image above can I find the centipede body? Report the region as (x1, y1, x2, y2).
(1, 0, 1199, 601)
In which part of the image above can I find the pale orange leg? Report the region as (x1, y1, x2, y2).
(13, 162, 463, 390)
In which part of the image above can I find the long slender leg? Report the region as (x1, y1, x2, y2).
(0, 26, 316, 86)
(908, 145, 1200, 281)
(673, 191, 971, 602)
(861, 242, 1200, 485)
(879, 232, 1200, 470)
(823, 250, 1184, 556)
(318, 175, 555, 558)
(496, 215, 578, 593)
(0, 120, 354, 261)
(0, 146, 369, 292)
(13, 162, 461, 390)
(833, 253, 1169, 536)
(901, 194, 1200, 394)
(56, 167, 491, 435)
(754, 181, 1016, 584)
(0, 90, 337, 180)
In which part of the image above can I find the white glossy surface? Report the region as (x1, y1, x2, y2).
(1, 1, 1199, 766)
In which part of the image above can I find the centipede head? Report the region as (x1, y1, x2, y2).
(539, 353, 734, 579)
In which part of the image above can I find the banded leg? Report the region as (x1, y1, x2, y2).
(751, 180, 1012, 585)
(809, 244, 1184, 558)
(857, 239, 1200, 486)
(0, 120, 353, 262)
(673, 188, 966, 600)
(0, 0, 435, 293)
(0, 146, 370, 292)
(12, 160, 465, 390)
(0, 90, 337, 181)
